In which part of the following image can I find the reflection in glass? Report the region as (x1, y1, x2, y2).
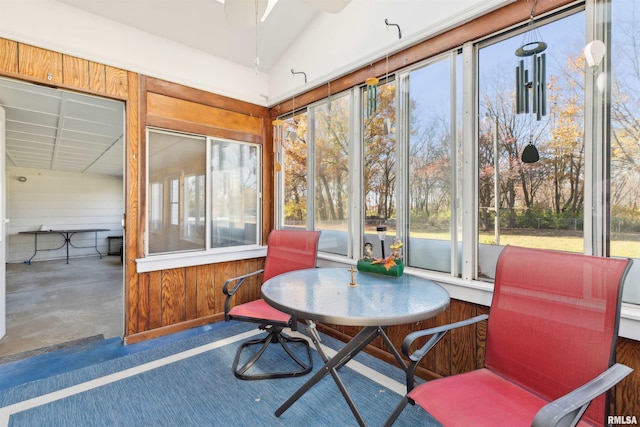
(148, 130, 206, 254)
(210, 140, 259, 248)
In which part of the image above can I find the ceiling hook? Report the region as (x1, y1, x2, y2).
(385, 18, 402, 39)
(528, 0, 539, 21)
(291, 69, 307, 84)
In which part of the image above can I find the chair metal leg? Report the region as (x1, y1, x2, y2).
(232, 326, 313, 380)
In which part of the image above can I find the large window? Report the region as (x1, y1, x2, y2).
(280, 93, 353, 256)
(314, 93, 352, 256)
(402, 54, 459, 273)
(276, 0, 639, 306)
(477, 10, 586, 277)
(611, 0, 640, 304)
(147, 129, 261, 255)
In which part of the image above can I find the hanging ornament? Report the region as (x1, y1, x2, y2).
(521, 140, 540, 163)
(366, 76, 379, 117)
(272, 119, 284, 172)
(515, 1, 545, 163)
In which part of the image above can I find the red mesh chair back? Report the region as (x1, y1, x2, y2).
(262, 229, 321, 282)
(485, 245, 630, 426)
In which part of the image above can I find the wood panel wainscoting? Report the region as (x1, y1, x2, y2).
(129, 258, 265, 340)
(315, 298, 640, 421)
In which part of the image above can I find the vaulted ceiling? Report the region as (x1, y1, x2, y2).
(0, 0, 492, 177)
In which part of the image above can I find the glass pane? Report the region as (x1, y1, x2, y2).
(210, 140, 260, 248)
(148, 130, 206, 254)
(282, 111, 308, 230)
(183, 174, 205, 242)
(406, 57, 453, 273)
(363, 79, 396, 259)
(314, 94, 350, 255)
(611, 0, 640, 305)
(477, 12, 585, 279)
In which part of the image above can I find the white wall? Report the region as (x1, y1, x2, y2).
(268, 0, 513, 105)
(6, 167, 123, 263)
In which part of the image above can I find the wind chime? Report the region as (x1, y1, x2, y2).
(515, 1, 546, 163)
(272, 118, 284, 172)
(365, 75, 379, 117)
(366, 18, 402, 119)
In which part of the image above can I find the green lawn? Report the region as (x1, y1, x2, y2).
(368, 226, 640, 257)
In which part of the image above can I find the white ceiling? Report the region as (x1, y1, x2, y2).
(58, 0, 322, 72)
(0, 77, 124, 176)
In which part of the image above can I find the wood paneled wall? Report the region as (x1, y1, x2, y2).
(0, 39, 128, 99)
(317, 299, 640, 420)
(127, 258, 264, 341)
(123, 76, 272, 343)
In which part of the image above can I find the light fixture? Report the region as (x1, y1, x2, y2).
(377, 226, 387, 259)
(584, 40, 606, 68)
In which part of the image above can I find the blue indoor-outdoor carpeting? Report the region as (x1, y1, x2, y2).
(0, 321, 441, 426)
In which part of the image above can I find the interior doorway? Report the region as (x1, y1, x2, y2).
(0, 76, 125, 361)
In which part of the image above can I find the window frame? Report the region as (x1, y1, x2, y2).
(142, 127, 263, 261)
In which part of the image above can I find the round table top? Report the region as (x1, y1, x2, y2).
(262, 267, 450, 327)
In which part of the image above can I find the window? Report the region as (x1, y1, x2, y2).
(274, 1, 638, 306)
(363, 78, 396, 260)
(611, 0, 640, 304)
(147, 128, 261, 255)
(281, 110, 308, 230)
(477, 11, 586, 278)
(210, 140, 260, 248)
(279, 93, 353, 255)
(402, 55, 459, 273)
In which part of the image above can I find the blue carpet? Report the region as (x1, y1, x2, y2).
(0, 322, 440, 426)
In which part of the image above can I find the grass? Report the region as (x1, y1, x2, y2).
(397, 228, 639, 258)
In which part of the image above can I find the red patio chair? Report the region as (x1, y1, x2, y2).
(385, 245, 633, 427)
(223, 229, 321, 380)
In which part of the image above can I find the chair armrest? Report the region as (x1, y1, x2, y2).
(222, 269, 264, 319)
(401, 314, 488, 391)
(222, 269, 264, 296)
(531, 363, 633, 427)
(402, 314, 489, 361)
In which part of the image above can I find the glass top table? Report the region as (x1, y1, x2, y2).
(262, 267, 450, 426)
(262, 267, 450, 326)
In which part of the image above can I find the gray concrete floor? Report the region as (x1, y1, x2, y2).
(0, 255, 123, 358)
